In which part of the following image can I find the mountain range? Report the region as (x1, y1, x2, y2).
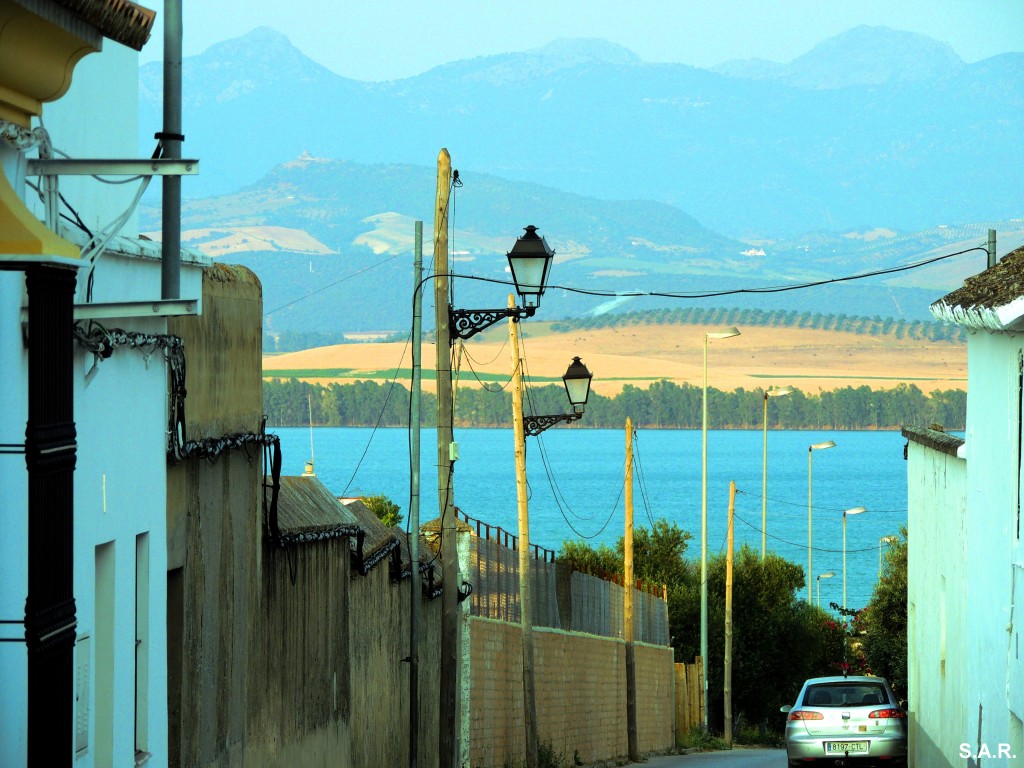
(139, 25, 1023, 238)
(135, 26, 1023, 334)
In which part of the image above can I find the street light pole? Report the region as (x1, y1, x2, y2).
(843, 507, 867, 610)
(509, 337, 592, 768)
(431, 150, 460, 768)
(816, 571, 835, 608)
(807, 440, 836, 605)
(700, 326, 739, 730)
(761, 387, 792, 559)
(508, 294, 539, 768)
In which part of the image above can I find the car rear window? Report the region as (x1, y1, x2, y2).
(804, 683, 888, 708)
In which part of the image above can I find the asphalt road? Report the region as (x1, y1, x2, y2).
(627, 748, 786, 767)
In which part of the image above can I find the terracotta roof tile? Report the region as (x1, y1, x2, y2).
(56, 0, 156, 51)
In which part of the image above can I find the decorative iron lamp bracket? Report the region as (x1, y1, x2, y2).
(448, 304, 536, 342)
(524, 410, 582, 437)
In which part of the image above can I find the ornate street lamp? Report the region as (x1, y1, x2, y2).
(448, 225, 555, 341)
(843, 506, 867, 609)
(524, 356, 593, 436)
(807, 439, 836, 604)
(761, 386, 792, 559)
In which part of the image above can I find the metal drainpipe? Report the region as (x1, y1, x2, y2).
(161, 0, 183, 299)
(24, 264, 79, 765)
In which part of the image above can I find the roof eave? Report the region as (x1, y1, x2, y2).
(930, 295, 1024, 333)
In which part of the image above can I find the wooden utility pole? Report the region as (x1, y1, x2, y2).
(624, 418, 639, 761)
(724, 481, 736, 747)
(509, 294, 538, 768)
(409, 220, 423, 768)
(433, 149, 459, 768)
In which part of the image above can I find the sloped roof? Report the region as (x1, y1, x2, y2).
(931, 246, 1024, 331)
(902, 425, 965, 458)
(54, 0, 156, 51)
(277, 474, 360, 540)
(342, 498, 442, 583)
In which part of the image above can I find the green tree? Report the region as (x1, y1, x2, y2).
(859, 526, 907, 700)
(361, 494, 403, 527)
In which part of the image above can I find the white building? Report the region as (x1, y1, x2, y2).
(905, 244, 1024, 766)
(0, 2, 203, 765)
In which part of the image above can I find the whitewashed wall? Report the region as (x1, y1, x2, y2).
(905, 437, 967, 767)
(1, 31, 202, 767)
(963, 331, 1024, 758)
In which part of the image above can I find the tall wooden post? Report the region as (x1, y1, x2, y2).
(624, 418, 639, 761)
(724, 481, 736, 747)
(409, 220, 423, 768)
(433, 149, 459, 768)
(509, 294, 538, 768)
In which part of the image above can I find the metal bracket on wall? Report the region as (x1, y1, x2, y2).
(27, 158, 199, 176)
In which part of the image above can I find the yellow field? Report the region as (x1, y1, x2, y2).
(263, 323, 967, 395)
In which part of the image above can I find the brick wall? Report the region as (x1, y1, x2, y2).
(469, 618, 674, 768)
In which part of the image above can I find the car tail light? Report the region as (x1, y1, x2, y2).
(789, 710, 825, 721)
(869, 708, 905, 719)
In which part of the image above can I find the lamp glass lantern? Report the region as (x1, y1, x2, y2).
(506, 225, 554, 310)
(562, 356, 593, 414)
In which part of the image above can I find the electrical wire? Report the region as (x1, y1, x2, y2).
(736, 489, 905, 515)
(732, 510, 880, 554)
(264, 250, 408, 316)
(631, 429, 659, 530)
(417, 244, 988, 306)
(341, 333, 412, 497)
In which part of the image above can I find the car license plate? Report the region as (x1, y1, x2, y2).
(826, 741, 868, 753)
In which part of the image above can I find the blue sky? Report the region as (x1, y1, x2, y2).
(143, 0, 1023, 81)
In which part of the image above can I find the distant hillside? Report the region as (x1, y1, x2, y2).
(140, 26, 1024, 237)
(714, 26, 964, 88)
(140, 157, 1023, 334)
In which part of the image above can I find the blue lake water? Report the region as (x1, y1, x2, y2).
(273, 426, 908, 612)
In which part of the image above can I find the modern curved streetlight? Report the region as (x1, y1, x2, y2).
(816, 571, 835, 609)
(807, 440, 836, 604)
(879, 535, 898, 579)
(700, 326, 740, 730)
(761, 386, 792, 559)
(842, 507, 867, 610)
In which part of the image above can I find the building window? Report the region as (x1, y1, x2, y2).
(95, 542, 115, 766)
(135, 534, 150, 759)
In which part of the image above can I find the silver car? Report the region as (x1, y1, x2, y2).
(780, 675, 907, 766)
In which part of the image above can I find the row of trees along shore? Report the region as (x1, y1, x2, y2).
(263, 378, 966, 431)
(263, 305, 968, 353)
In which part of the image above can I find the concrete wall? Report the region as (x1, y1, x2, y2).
(905, 437, 967, 767)
(167, 264, 443, 767)
(469, 617, 675, 768)
(167, 264, 265, 767)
